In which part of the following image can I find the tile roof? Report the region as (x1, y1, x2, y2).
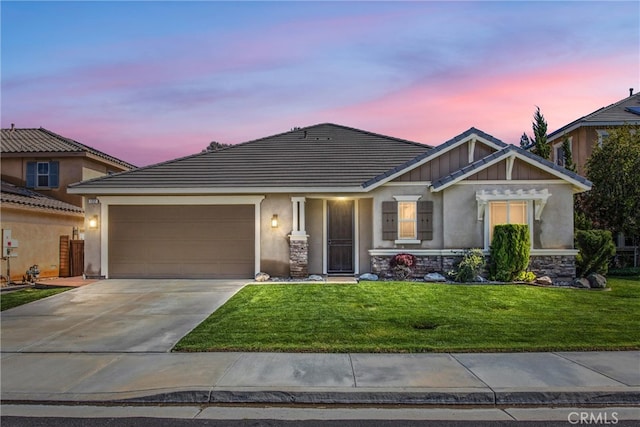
(1, 127, 136, 169)
(1, 181, 84, 214)
(548, 93, 640, 141)
(69, 123, 432, 192)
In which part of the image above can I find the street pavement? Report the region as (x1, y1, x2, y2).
(0, 279, 639, 409)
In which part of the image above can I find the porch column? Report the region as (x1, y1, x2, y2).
(289, 197, 308, 278)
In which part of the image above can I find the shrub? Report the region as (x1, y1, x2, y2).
(575, 229, 616, 277)
(390, 253, 417, 281)
(452, 249, 485, 282)
(515, 271, 536, 282)
(489, 224, 530, 282)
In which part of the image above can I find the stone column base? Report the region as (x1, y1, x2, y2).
(289, 237, 308, 278)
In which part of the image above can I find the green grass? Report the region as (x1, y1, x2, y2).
(1, 287, 71, 311)
(174, 277, 640, 353)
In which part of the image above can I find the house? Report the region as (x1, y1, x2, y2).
(68, 123, 591, 284)
(548, 90, 640, 262)
(1, 126, 135, 282)
(548, 90, 640, 175)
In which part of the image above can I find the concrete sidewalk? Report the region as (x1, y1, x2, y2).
(1, 351, 639, 406)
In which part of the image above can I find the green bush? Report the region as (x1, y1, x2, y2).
(575, 229, 616, 277)
(489, 224, 531, 282)
(608, 267, 640, 278)
(515, 271, 536, 282)
(453, 249, 485, 282)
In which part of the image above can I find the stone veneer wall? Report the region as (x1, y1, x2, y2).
(289, 239, 308, 278)
(528, 255, 576, 286)
(371, 254, 576, 284)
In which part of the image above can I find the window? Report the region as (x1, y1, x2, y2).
(398, 201, 417, 240)
(597, 130, 609, 147)
(489, 200, 529, 243)
(26, 161, 59, 189)
(553, 137, 572, 167)
(382, 198, 433, 243)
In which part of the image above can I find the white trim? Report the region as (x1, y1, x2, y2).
(382, 181, 432, 187)
(354, 200, 360, 275)
(476, 189, 551, 221)
(530, 249, 579, 256)
(394, 239, 421, 245)
(506, 155, 515, 180)
(392, 195, 422, 202)
(322, 200, 328, 275)
(96, 195, 265, 279)
(468, 138, 476, 164)
(69, 186, 367, 195)
(363, 133, 505, 190)
(457, 180, 566, 185)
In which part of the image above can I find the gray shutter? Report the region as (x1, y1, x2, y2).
(382, 201, 398, 240)
(49, 161, 60, 188)
(26, 162, 36, 188)
(417, 200, 433, 241)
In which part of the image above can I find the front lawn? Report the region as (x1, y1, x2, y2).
(174, 277, 640, 353)
(1, 287, 71, 311)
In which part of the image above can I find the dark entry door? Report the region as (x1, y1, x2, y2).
(327, 200, 354, 274)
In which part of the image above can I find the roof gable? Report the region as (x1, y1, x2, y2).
(363, 127, 507, 188)
(548, 93, 640, 141)
(1, 127, 136, 169)
(430, 145, 592, 192)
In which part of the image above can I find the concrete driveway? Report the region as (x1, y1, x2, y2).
(0, 279, 247, 352)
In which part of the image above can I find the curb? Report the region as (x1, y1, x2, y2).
(4, 389, 638, 406)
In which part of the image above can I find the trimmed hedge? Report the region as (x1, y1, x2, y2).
(489, 224, 530, 282)
(575, 229, 616, 277)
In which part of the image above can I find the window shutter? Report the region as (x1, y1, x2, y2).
(382, 201, 398, 240)
(417, 200, 433, 241)
(49, 161, 60, 188)
(26, 162, 36, 188)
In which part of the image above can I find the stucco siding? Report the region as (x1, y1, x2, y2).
(442, 185, 484, 249)
(260, 194, 292, 277)
(1, 206, 83, 281)
(370, 185, 443, 249)
(306, 198, 324, 275)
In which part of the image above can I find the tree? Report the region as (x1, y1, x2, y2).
(529, 107, 550, 159)
(204, 141, 232, 152)
(522, 107, 551, 159)
(561, 136, 576, 172)
(581, 125, 640, 240)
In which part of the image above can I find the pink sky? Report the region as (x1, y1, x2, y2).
(2, 1, 638, 166)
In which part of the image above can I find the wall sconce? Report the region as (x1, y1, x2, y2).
(88, 215, 99, 230)
(271, 214, 279, 228)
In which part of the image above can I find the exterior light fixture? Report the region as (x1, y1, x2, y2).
(271, 214, 279, 228)
(88, 215, 99, 230)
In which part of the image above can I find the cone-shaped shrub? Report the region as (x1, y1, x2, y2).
(489, 224, 530, 282)
(575, 229, 615, 277)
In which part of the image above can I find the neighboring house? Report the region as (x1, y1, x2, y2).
(548, 90, 640, 175)
(1, 126, 135, 282)
(548, 90, 640, 264)
(69, 123, 591, 284)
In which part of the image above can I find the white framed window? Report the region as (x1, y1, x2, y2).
(488, 200, 529, 243)
(26, 161, 59, 189)
(398, 201, 417, 240)
(392, 195, 421, 244)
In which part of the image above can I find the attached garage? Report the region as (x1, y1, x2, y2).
(108, 205, 255, 279)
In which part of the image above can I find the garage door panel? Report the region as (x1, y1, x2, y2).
(109, 205, 255, 279)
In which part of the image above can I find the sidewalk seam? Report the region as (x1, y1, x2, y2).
(449, 353, 497, 404)
(552, 352, 632, 387)
(347, 354, 358, 388)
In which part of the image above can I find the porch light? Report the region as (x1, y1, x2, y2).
(271, 214, 279, 228)
(88, 215, 99, 230)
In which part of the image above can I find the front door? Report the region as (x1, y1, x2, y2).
(327, 200, 354, 274)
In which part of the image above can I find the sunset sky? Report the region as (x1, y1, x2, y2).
(2, 1, 638, 166)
